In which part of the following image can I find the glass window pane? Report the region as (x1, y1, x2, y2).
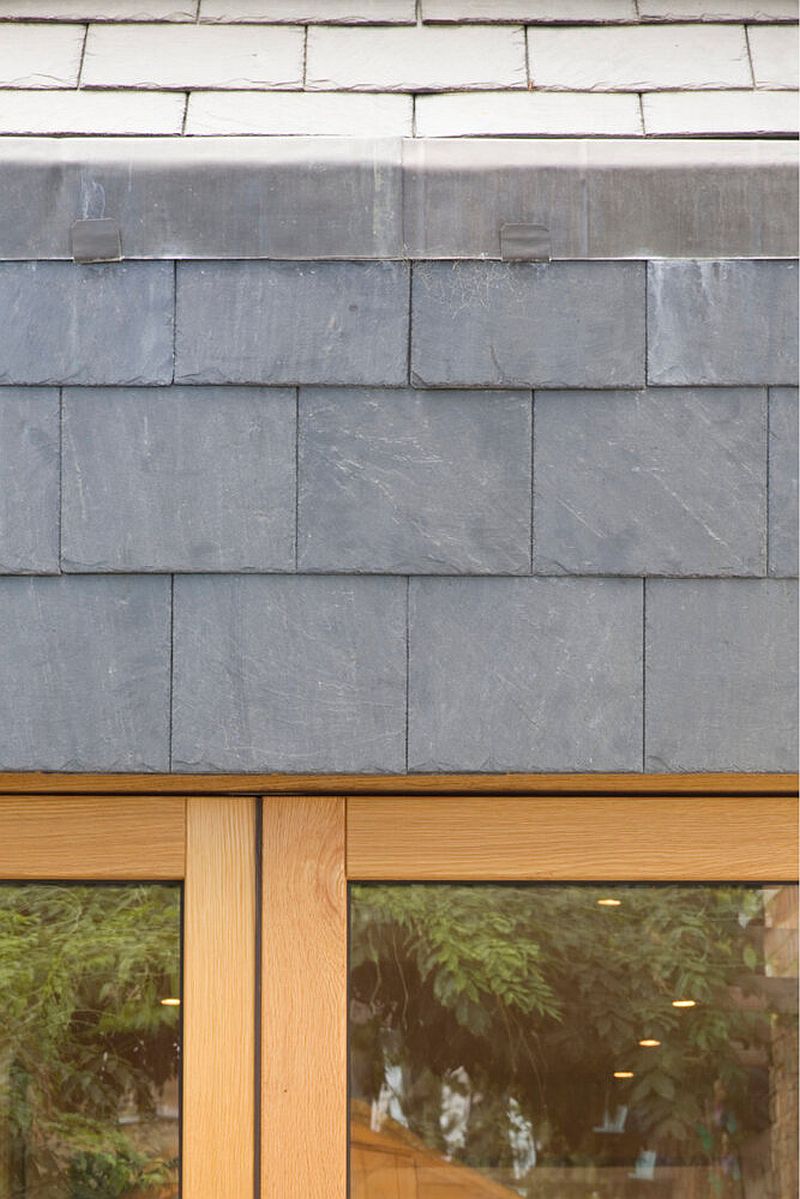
(350, 883, 798, 1199)
(0, 883, 181, 1199)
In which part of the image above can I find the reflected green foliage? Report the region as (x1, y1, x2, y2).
(350, 884, 781, 1175)
(0, 884, 180, 1198)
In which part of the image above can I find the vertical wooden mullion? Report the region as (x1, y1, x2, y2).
(184, 798, 257, 1199)
(261, 796, 347, 1199)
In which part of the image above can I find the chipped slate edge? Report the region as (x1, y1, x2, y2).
(0, 135, 795, 260)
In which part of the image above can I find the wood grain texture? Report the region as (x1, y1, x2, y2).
(0, 795, 185, 878)
(262, 796, 347, 1199)
(347, 796, 799, 882)
(0, 771, 794, 795)
(184, 798, 256, 1199)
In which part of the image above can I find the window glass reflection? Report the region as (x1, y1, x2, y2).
(0, 884, 181, 1199)
(349, 883, 798, 1199)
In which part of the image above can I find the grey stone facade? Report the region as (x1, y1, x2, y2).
(0, 247, 796, 773)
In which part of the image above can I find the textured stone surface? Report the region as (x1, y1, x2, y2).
(412, 261, 645, 389)
(298, 387, 532, 574)
(187, 90, 412, 135)
(62, 386, 296, 572)
(0, 23, 84, 87)
(0, 262, 174, 386)
(172, 575, 406, 771)
(423, 0, 637, 18)
(748, 23, 800, 87)
(408, 577, 643, 771)
(306, 24, 527, 90)
(646, 579, 798, 770)
(769, 387, 799, 577)
(639, 0, 797, 16)
(533, 387, 766, 576)
(0, 576, 171, 771)
(83, 23, 305, 88)
(0, 90, 186, 135)
(642, 89, 798, 134)
(647, 260, 799, 386)
(0, 2, 195, 15)
(0, 388, 59, 574)
(175, 261, 408, 385)
(416, 91, 642, 136)
(529, 24, 751, 89)
(200, 0, 415, 19)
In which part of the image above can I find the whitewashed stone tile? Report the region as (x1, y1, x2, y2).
(530, 24, 752, 89)
(416, 90, 642, 135)
(82, 22, 304, 88)
(748, 23, 800, 87)
(0, 23, 84, 87)
(187, 90, 412, 135)
(200, 0, 414, 20)
(646, 579, 798, 770)
(0, 89, 185, 134)
(640, 0, 798, 17)
(643, 88, 798, 133)
(423, 0, 636, 18)
(409, 577, 643, 771)
(0, 2, 196, 16)
(0, 389, 59, 574)
(172, 576, 407, 772)
(533, 388, 766, 576)
(0, 576, 171, 771)
(307, 24, 527, 90)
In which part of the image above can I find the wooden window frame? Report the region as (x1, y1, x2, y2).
(0, 771, 796, 1199)
(0, 795, 257, 1199)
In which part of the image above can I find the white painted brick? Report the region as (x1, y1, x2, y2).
(0, 1, 196, 16)
(0, 23, 84, 87)
(416, 90, 642, 135)
(82, 22, 304, 89)
(187, 90, 412, 134)
(423, 0, 636, 20)
(0, 88, 185, 133)
(530, 23, 752, 89)
(748, 23, 800, 86)
(643, 87, 798, 132)
(640, 0, 797, 18)
(306, 24, 527, 90)
(200, 0, 414, 20)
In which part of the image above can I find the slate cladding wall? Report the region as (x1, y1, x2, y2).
(0, 255, 797, 773)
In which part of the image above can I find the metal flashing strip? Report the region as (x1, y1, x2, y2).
(0, 137, 795, 261)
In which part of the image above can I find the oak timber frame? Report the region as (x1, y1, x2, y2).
(0, 773, 796, 1199)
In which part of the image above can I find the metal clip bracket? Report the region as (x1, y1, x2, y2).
(71, 218, 122, 264)
(500, 223, 551, 262)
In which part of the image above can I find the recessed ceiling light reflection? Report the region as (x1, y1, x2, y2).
(613, 1071, 635, 1079)
(597, 898, 622, 907)
(639, 1038, 661, 1048)
(160, 998, 181, 1007)
(672, 999, 697, 1008)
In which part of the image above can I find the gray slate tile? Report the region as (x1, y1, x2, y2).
(533, 387, 766, 576)
(412, 261, 645, 389)
(408, 576, 643, 771)
(0, 575, 171, 771)
(172, 575, 406, 771)
(647, 259, 799, 387)
(0, 262, 174, 386)
(175, 261, 409, 386)
(769, 387, 798, 577)
(62, 386, 296, 572)
(298, 387, 532, 574)
(0, 388, 59, 574)
(646, 578, 798, 771)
